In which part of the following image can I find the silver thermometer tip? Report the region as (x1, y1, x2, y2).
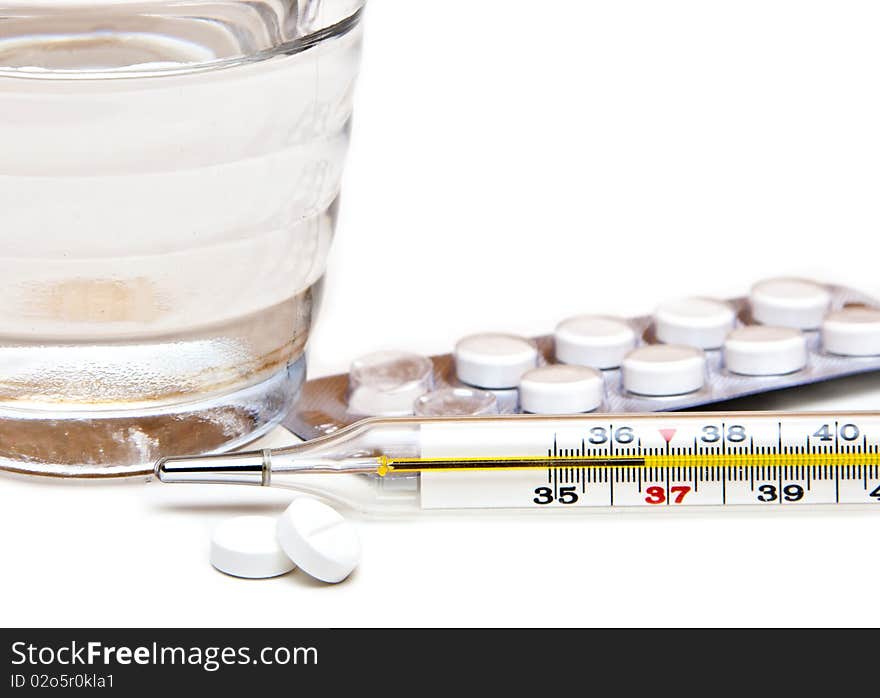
(154, 450, 269, 486)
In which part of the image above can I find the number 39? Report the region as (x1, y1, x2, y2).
(756, 483, 804, 502)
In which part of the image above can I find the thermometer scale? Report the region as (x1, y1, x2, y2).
(157, 412, 880, 514)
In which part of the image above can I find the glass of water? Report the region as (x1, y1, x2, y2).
(0, 0, 365, 476)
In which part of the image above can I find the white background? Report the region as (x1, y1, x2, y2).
(4, 1, 880, 627)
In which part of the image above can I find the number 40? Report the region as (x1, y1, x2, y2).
(813, 423, 860, 441)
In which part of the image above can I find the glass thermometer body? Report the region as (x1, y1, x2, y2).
(156, 412, 880, 514)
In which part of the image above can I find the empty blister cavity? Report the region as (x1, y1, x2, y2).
(490, 388, 522, 415)
(822, 307, 880, 357)
(750, 277, 831, 329)
(454, 333, 538, 389)
(654, 297, 735, 349)
(210, 516, 296, 580)
(414, 387, 499, 417)
(519, 365, 604, 414)
(622, 344, 706, 396)
(724, 326, 807, 376)
(554, 315, 636, 369)
(348, 350, 434, 416)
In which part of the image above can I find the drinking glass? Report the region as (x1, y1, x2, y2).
(0, 0, 366, 476)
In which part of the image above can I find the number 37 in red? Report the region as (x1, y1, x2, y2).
(644, 485, 691, 504)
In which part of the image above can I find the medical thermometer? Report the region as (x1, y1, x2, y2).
(156, 412, 880, 514)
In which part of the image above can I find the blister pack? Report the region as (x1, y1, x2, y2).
(283, 279, 880, 440)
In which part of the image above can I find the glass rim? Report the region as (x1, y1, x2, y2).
(0, 5, 363, 81)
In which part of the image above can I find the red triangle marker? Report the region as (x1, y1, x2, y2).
(659, 428, 676, 444)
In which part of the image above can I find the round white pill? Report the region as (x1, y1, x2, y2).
(276, 497, 360, 584)
(414, 387, 499, 416)
(723, 326, 807, 376)
(519, 365, 604, 414)
(454, 333, 538, 389)
(622, 344, 706, 396)
(749, 278, 831, 329)
(210, 516, 296, 579)
(348, 350, 434, 416)
(554, 315, 636, 369)
(822, 307, 880, 356)
(654, 297, 735, 349)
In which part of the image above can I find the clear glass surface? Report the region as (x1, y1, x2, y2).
(0, 0, 366, 476)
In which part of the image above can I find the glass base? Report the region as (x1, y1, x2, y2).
(0, 357, 304, 479)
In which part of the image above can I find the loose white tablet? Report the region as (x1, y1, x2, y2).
(654, 297, 735, 349)
(348, 350, 434, 416)
(622, 344, 706, 396)
(822, 307, 880, 356)
(554, 315, 636, 369)
(519, 365, 604, 414)
(210, 516, 296, 579)
(276, 497, 360, 584)
(414, 387, 499, 416)
(454, 333, 538, 389)
(724, 326, 807, 376)
(749, 278, 831, 329)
